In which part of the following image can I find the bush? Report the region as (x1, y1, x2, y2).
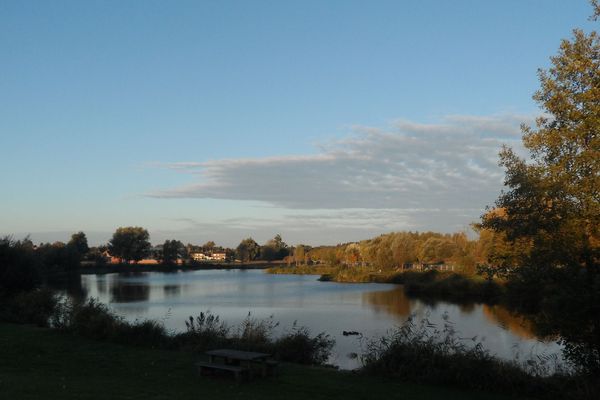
(50, 297, 168, 348)
(175, 311, 334, 365)
(174, 311, 230, 351)
(275, 325, 334, 365)
(0, 288, 57, 327)
(360, 314, 573, 397)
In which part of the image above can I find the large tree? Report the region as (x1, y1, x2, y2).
(260, 234, 290, 262)
(108, 227, 151, 264)
(483, 21, 599, 274)
(68, 231, 89, 256)
(160, 239, 186, 265)
(482, 6, 600, 374)
(236, 238, 259, 263)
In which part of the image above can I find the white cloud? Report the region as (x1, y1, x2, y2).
(148, 114, 528, 215)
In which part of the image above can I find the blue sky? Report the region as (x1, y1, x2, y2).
(0, 0, 596, 246)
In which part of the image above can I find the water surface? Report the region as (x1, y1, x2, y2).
(77, 269, 561, 369)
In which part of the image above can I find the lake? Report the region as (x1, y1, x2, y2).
(74, 269, 562, 369)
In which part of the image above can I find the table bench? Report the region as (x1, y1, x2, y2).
(195, 361, 247, 383)
(204, 349, 279, 379)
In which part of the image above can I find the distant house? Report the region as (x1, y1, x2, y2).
(190, 252, 226, 262)
(137, 258, 160, 265)
(102, 250, 121, 264)
(190, 252, 209, 261)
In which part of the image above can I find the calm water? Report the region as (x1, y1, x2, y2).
(76, 269, 561, 369)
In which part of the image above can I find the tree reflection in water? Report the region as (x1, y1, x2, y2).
(110, 282, 150, 303)
(361, 287, 411, 318)
(482, 305, 541, 341)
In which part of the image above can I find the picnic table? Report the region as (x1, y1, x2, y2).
(197, 349, 278, 382)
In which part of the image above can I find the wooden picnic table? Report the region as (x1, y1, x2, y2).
(205, 349, 275, 378)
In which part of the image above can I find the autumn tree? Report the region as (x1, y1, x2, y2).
(108, 227, 151, 264)
(294, 245, 306, 266)
(482, 6, 600, 374)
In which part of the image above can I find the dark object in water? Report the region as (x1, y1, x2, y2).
(343, 331, 360, 336)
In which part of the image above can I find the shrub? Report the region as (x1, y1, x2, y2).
(360, 314, 570, 397)
(176, 311, 334, 365)
(275, 324, 334, 365)
(0, 288, 57, 327)
(234, 313, 279, 348)
(175, 311, 230, 351)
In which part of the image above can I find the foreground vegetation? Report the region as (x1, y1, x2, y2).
(2, 287, 597, 399)
(0, 322, 524, 400)
(0, 289, 334, 366)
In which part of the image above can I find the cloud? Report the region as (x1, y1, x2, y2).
(147, 114, 528, 213)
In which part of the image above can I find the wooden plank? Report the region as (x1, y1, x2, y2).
(205, 349, 271, 361)
(195, 361, 247, 383)
(195, 361, 246, 373)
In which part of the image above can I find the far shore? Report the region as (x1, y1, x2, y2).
(76, 260, 288, 275)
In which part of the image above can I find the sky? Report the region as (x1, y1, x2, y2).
(0, 0, 596, 247)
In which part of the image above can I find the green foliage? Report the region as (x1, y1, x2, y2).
(68, 231, 89, 256)
(108, 227, 151, 263)
(179, 311, 230, 350)
(480, 8, 600, 375)
(180, 311, 335, 365)
(275, 325, 334, 365)
(49, 297, 168, 348)
(260, 234, 290, 262)
(236, 237, 260, 262)
(160, 239, 186, 264)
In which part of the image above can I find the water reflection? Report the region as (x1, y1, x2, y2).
(163, 285, 181, 298)
(361, 287, 411, 318)
(482, 304, 543, 341)
(110, 282, 150, 303)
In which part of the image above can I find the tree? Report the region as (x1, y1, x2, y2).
(260, 234, 290, 262)
(236, 238, 259, 262)
(65, 231, 89, 267)
(108, 227, 151, 264)
(0, 236, 40, 295)
(260, 244, 278, 262)
(482, 7, 600, 374)
(483, 23, 599, 274)
(160, 239, 186, 265)
(294, 245, 306, 266)
(202, 241, 216, 253)
(68, 231, 89, 256)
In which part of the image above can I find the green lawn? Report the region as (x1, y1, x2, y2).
(0, 323, 523, 400)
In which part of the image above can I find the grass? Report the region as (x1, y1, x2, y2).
(0, 323, 523, 400)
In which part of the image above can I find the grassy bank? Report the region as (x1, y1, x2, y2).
(80, 261, 285, 275)
(267, 266, 503, 303)
(0, 323, 523, 400)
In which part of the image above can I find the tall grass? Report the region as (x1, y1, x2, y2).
(177, 311, 334, 365)
(359, 314, 596, 399)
